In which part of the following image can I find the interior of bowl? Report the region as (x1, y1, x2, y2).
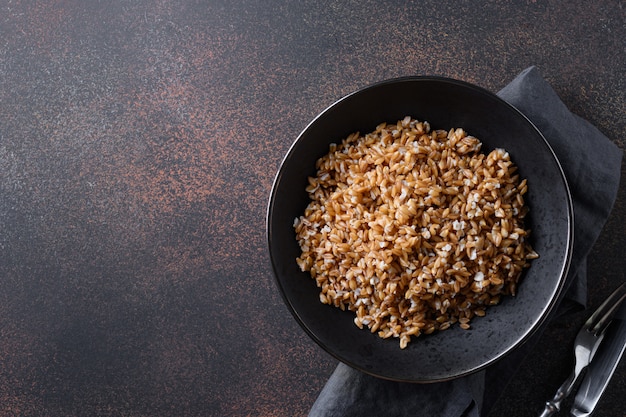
(267, 76, 573, 382)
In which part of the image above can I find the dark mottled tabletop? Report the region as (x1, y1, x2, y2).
(0, 1, 624, 416)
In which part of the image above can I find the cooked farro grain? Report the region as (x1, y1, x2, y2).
(294, 116, 538, 349)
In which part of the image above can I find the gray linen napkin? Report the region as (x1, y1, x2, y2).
(309, 66, 622, 417)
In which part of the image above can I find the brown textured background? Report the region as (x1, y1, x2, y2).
(0, 1, 624, 416)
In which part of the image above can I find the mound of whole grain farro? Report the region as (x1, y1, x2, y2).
(294, 116, 538, 349)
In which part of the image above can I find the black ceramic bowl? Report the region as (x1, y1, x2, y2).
(267, 76, 573, 382)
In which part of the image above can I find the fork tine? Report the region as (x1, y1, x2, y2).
(586, 282, 626, 336)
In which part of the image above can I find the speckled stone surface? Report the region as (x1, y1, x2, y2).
(0, 1, 624, 416)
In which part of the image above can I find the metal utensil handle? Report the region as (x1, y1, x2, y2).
(538, 371, 576, 417)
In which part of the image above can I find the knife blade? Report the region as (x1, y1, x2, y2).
(570, 305, 626, 417)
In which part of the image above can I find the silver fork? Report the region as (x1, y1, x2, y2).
(538, 282, 626, 417)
